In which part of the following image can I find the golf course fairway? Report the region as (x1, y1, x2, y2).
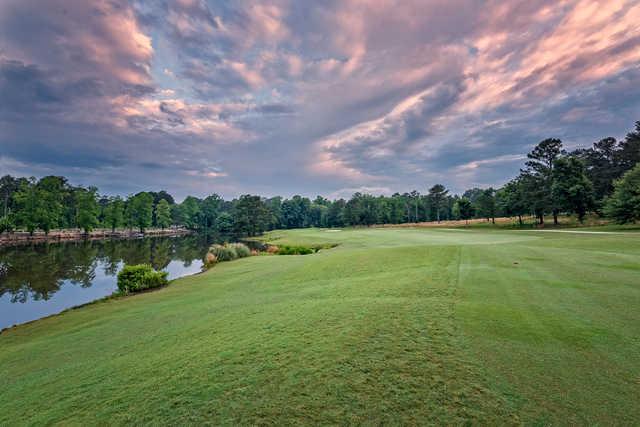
(1, 227, 639, 424)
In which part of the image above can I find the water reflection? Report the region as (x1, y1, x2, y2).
(0, 235, 215, 329)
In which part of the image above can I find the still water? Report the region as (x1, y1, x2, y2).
(0, 235, 216, 330)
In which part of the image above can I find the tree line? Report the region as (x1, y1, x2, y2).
(1, 121, 639, 237)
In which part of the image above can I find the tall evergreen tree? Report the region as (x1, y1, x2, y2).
(523, 138, 565, 224)
(454, 198, 474, 225)
(475, 188, 496, 223)
(428, 184, 448, 223)
(619, 121, 640, 172)
(519, 172, 547, 224)
(572, 137, 622, 205)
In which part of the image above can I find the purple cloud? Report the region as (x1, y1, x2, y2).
(1, 0, 639, 199)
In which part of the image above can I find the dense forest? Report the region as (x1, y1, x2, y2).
(2, 122, 639, 237)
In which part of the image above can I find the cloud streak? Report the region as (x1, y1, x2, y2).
(1, 0, 639, 199)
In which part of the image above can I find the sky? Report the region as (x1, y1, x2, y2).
(1, 0, 639, 200)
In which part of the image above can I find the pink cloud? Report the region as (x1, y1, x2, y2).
(224, 60, 264, 88)
(461, 0, 640, 113)
(0, 0, 153, 86)
(3, 0, 639, 196)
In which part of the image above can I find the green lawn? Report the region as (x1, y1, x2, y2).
(1, 227, 639, 424)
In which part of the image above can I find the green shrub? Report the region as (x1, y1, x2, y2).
(141, 270, 168, 289)
(117, 264, 169, 293)
(276, 245, 314, 255)
(0, 215, 14, 234)
(228, 242, 251, 258)
(276, 245, 292, 255)
(208, 244, 238, 261)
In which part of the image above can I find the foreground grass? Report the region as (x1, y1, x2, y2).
(1, 228, 639, 424)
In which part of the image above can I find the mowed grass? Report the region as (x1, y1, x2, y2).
(1, 228, 639, 424)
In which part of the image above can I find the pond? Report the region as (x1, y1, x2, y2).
(0, 235, 219, 330)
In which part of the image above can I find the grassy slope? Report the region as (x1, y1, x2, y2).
(1, 228, 638, 424)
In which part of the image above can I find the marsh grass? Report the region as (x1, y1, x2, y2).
(205, 242, 253, 269)
(228, 242, 251, 258)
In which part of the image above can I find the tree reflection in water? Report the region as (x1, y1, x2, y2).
(0, 235, 212, 303)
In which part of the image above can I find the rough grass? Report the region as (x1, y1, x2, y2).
(378, 213, 614, 229)
(1, 227, 638, 424)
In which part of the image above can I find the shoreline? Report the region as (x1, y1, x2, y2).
(0, 250, 208, 334)
(1, 239, 273, 333)
(0, 268, 205, 334)
(0, 227, 193, 248)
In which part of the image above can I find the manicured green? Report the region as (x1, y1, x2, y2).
(1, 227, 639, 424)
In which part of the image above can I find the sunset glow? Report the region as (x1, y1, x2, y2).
(1, 0, 639, 198)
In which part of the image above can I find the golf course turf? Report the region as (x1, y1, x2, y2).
(1, 227, 638, 424)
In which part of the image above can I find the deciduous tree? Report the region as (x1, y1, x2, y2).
(552, 157, 594, 222)
(128, 192, 154, 232)
(180, 196, 203, 230)
(75, 187, 99, 234)
(604, 163, 640, 223)
(496, 179, 527, 225)
(155, 199, 172, 230)
(103, 197, 125, 232)
(13, 178, 46, 235)
(233, 195, 270, 236)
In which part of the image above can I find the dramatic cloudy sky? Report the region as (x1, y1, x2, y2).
(1, 0, 639, 199)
